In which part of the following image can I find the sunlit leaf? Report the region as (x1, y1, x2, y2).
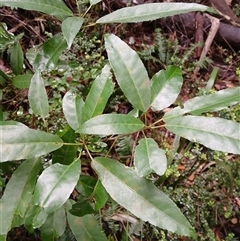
(92, 157, 196, 238)
(82, 64, 114, 123)
(0, 0, 72, 21)
(28, 70, 49, 118)
(77, 114, 145, 136)
(62, 17, 84, 49)
(105, 34, 151, 112)
(0, 158, 41, 236)
(33, 159, 81, 213)
(163, 87, 240, 120)
(0, 123, 63, 162)
(165, 116, 240, 154)
(97, 3, 214, 23)
(151, 66, 183, 111)
(134, 138, 167, 177)
(63, 90, 84, 130)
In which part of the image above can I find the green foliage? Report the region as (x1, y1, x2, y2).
(0, 1, 239, 241)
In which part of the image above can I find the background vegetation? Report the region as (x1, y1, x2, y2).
(0, 0, 239, 240)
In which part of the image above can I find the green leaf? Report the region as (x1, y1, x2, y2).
(97, 3, 214, 23)
(67, 202, 108, 241)
(82, 64, 114, 123)
(69, 200, 95, 217)
(165, 116, 240, 154)
(94, 180, 109, 211)
(28, 70, 49, 118)
(40, 206, 66, 240)
(0, 158, 41, 236)
(77, 114, 145, 136)
(63, 90, 84, 130)
(92, 157, 196, 238)
(12, 73, 33, 89)
(10, 41, 23, 75)
(90, 0, 102, 5)
(134, 138, 167, 177)
(163, 87, 240, 120)
(33, 34, 67, 71)
(105, 34, 150, 112)
(0, 123, 63, 162)
(151, 66, 183, 111)
(76, 175, 97, 197)
(33, 159, 81, 213)
(25, 205, 48, 231)
(52, 125, 77, 165)
(0, 0, 72, 21)
(62, 17, 84, 49)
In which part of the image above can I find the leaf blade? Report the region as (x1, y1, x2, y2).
(77, 114, 145, 136)
(62, 17, 84, 49)
(33, 34, 67, 71)
(82, 64, 114, 123)
(0, 123, 63, 162)
(92, 157, 196, 238)
(97, 3, 214, 23)
(165, 116, 240, 154)
(105, 34, 151, 112)
(151, 66, 183, 111)
(164, 87, 240, 120)
(0, 0, 72, 21)
(33, 159, 81, 213)
(0, 158, 41, 236)
(28, 70, 49, 118)
(67, 208, 108, 241)
(63, 90, 84, 130)
(134, 138, 167, 177)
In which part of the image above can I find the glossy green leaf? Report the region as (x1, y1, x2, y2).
(52, 126, 77, 165)
(67, 202, 108, 241)
(40, 206, 66, 240)
(10, 41, 23, 75)
(77, 114, 145, 136)
(90, 0, 102, 5)
(0, 123, 63, 162)
(163, 87, 240, 120)
(62, 17, 84, 49)
(165, 116, 240, 154)
(105, 34, 151, 112)
(33, 34, 67, 71)
(92, 157, 196, 238)
(24, 205, 48, 231)
(151, 66, 183, 111)
(76, 175, 97, 197)
(82, 64, 114, 123)
(97, 3, 214, 23)
(0, 158, 41, 236)
(28, 70, 49, 118)
(94, 180, 109, 211)
(0, 0, 72, 21)
(134, 138, 167, 177)
(33, 158, 81, 213)
(12, 73, 33, 89)
(69, 200, 95, 217)
(63, 90, 84, 130)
